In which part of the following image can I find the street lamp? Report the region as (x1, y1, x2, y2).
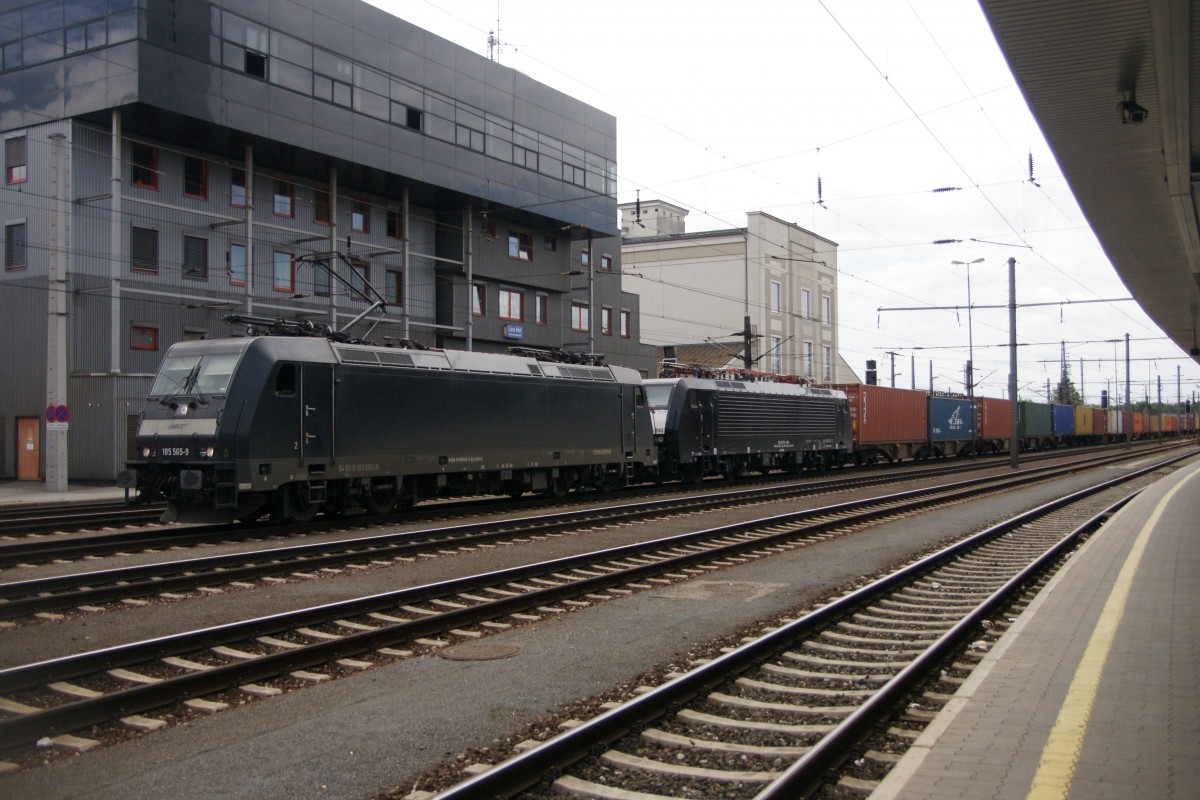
(951, 258, 984, 398)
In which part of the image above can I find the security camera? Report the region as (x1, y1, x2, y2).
(1119, 98, 1148, 124)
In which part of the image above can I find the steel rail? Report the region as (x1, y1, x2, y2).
(424, 453, 1186, 799)
(0, 447, 1164, 618)
(0, 441, 1172, 567)
(0, 451, 1187, 752)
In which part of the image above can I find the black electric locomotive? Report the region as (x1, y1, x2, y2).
(647, 377, 852, 480)
(121, 336, 656, 523)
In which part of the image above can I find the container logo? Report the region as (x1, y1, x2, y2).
(948, 406, 963, 431)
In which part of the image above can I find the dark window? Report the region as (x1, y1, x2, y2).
(313, 259, 331, 297)
(131, 227, 159, 274)
(130, 325, 158, 351)
(273, 179, 293, 217)
(314, 187, 330, 225)
(245, 50, 267, 78)
(274, 364, 296, 396)
(386, 209, 403, 239)
(4, 222, 26, 270)
(183, 236, 208, 281)
(231, 168, 247, 207)
(183, 156, 207, 199)
(406, 107, 422, 131)
(350, 260, 369, 299)
(543, 236, 557, 252)
(130, 143, 157, 189)
(5, 136, 26, 184)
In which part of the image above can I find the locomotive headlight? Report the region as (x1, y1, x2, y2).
(202, 447, 215, 458)
(142, 447, 151, 458)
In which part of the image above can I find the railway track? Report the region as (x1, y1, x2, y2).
(421, 472, 1154, 799)
(0, 446, 1173, 621)
(0, 449, 1187, 765)
(0, 441, 1178, 572)
(0, 501, 164, 537)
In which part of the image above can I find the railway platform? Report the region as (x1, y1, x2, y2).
(0, 480, 126, 506)
(872, 456, 1200, 800)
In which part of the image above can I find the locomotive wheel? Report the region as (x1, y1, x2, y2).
(287, 483, 320, 524)
(362, 477, 399, 516)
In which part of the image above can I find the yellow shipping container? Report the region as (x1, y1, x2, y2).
(1074, 406, 1093, 439)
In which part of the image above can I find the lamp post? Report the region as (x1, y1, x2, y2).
(951, 258, 984, 398)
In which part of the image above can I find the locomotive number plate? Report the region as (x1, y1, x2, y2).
(160, 447, 190, 457)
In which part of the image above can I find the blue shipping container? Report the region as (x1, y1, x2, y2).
(1051, 404, 1076, 436)
(928, 397, 977, 442)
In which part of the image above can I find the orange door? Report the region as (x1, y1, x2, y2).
(17, 417, 40, 481)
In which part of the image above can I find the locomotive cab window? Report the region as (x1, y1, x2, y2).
(274, 363, 297, 396)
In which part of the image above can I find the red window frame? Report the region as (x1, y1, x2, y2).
(130, 325, 158, 351)
(599, 254, 612, 272)
(471, 283, 486, 317)
(273, 251, 294, 292)
(571, 302, 589, 332)
(619, 309, 631, 338)
(499, 288, 523, 321)
(229, 243, 246, 287)
(600, 306, 612, 336)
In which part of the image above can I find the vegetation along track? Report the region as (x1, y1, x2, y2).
(0, 446, 1174, 621)
(0, 448, 1188, 765)
(423, 458, 1182, 800)
(0, 440, 1167, 567)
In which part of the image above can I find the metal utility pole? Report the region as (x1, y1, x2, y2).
(1007, 257, 1018, 469)
(1125, 333, 1131, 450)
(46, 133, 69, 492)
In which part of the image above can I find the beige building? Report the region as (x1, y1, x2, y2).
(619, 202, 856, 382)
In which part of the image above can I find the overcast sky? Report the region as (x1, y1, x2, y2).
(371, 0, 1200, 405)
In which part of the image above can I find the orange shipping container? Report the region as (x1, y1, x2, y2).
(825, 384, 927, 445)
(976, 396, 1012, 439)
(1132, 411, 1147, 435)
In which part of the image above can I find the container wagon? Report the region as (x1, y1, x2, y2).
(927, 395, 977, 458)
(1018, 401, 1053, 449)
(976, 396, 1013, 453)
(826, 384, 927, 464)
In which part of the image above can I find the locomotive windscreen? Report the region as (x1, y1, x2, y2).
(149, 352, 242, 397)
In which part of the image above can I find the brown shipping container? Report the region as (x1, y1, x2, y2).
(1092, 408, 1107, 436)
(826, 384, 927, 444)
(977, 396, 1012, 439)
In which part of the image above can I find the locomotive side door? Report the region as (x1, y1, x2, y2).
(300, 363, 334, 464)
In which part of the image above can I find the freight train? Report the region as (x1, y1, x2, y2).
(119, 332, 1194, 525)
(120, 336, 853, 524)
